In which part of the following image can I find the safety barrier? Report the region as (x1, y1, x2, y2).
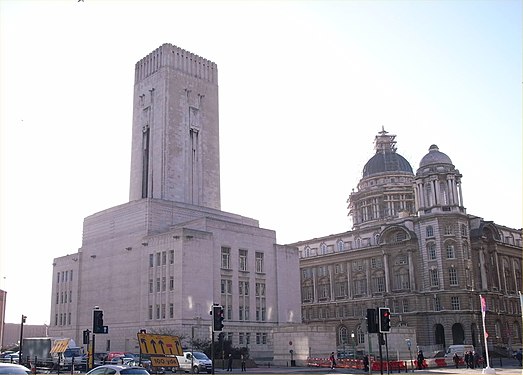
(306, 357, 483, 370)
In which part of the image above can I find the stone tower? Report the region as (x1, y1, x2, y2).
(129, 43, 220, 209)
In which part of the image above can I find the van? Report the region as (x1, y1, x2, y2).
(176, 351, 212, 373)
(445, 345, 475, 357)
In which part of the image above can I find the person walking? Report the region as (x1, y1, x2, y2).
(329, 352, 336, 369)
(453, 353, 460, 368)
(227, 354, 233, 372)
(417, 350, 425, 370)
(240, 354, 246, 372)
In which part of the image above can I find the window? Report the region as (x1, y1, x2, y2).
(162, 277, 166, 291)
(255, 252, 264, 273)
(446, 244, 455, 259)
(239, 333, 244, 345)
(451, 296, 460, 310)
(426, 225, 434, 237)
(162, 251, 167, 265)
(262, 333, 267, 344)
(221, 247, 231, 269)
(156, 252, 161, 266)
(302, 268, 312, 279)
(256, 333, 261, 344)
(430, 269, 439, 287)
(148, 305, 153, 320)
(169, 303, 174, 318)
(303, 246, 311, 257)
(337, 240, 344, 252)
(334, 264, 342, 274)
(395, 232, 406, 242)
(320, 243, 327, 255)
(374, 276, 385, 292)
(221, 279, 232, 294)
(319, 283, 330, 299)
(239, 249, 248, 271)
(169, 276, 174, 290)
(393, 271, 410, 290)
(156, 278, 160, 292)
(239, 281, 249, 295)
(302, 286, 313, 301)
(444, 225, 453, 235)
(149, 254, 154, 267)
(335, 282, 346, 297)
(169, 250, 174, 264)
(156, 304, 160, 319)
(449, 268, 458, 286)
(461, 224, 467, 237)
(149, 279, 153, 293)
(402, 299, 409, 313)
(371, 257, 383, 268)
(161, 304, 166, 319)
(428, 243, 436, 260)
(434, 296, 441, 311)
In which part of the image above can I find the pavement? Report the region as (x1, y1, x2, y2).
(212, 358, 522, 375)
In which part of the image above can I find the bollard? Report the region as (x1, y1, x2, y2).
(499, 357, 502, 367)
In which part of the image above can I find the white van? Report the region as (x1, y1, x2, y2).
(445, 345, 475, 357)
(176, 351, 212, 373)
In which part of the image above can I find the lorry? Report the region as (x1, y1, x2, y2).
(176, 351, 212, 373)
(22, 337, 81, 370)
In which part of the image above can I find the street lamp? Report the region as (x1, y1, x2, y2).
(351, 331, 355, 359)
(19, 315, 27, 365)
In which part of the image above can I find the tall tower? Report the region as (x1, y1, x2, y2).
(129, 43, 221, 209)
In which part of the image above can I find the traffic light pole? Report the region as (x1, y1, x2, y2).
(211, 330, 215, 375)
(378, 333, 383, 375)
(384, 333, 390, 375)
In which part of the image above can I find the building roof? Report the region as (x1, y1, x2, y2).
(362, 151, 413, 177)
(419, 144, 453, 167)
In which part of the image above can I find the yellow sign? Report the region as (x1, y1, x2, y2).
(137, 333, 183, 356)
(50, 339, 69, 354)
(151, 356, 179, 367)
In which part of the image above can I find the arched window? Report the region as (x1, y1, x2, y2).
(338, 326, 348, 345)
(426, 225, 434, 237)
(304, 246, 311, 257)
(320, 243, 328, 255)
(357, 326, 365, 344)
(337, 240, 344, 252)
(461, 224, 468, 237)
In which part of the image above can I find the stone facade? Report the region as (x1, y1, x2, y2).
(294, 129, 522, 359)
(48, 44, 302, 360)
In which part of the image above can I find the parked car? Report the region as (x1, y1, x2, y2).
(176, 351, 212, 373)
(86, 364, 150, 374)
(0, 363, 31, 374)
(0, 352, 19, 363)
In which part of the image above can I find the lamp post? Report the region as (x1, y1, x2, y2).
(351, 331, 356, 359)
(19, 315, 27, 365)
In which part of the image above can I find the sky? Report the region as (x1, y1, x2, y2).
(0, 0, 521, 326)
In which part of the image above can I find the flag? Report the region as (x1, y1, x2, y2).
(480, 295, 487, 313)
(485, 331, 488, 339)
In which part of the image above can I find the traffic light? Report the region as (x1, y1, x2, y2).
(367, 308, 378, 333)
(378, 307, 391, 333)
(83, 329, 90, 344)
(212, 305, 224, 332)
(93, 310, 104, 333)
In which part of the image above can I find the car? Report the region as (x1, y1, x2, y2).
(0, 363, 31, 374)
(0, 352, 19, 363)
(86, 364, 150, 374)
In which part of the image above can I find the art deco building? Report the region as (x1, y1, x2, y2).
(48, 43, 301, 360)
(294, 129, 522, 357)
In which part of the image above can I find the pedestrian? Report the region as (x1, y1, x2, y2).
(416, 350, 424, 370)
(464, 351, 470, 368)
(515, 349, 522, 367)
(363, 354, 369, 372)
(329, 352, 336, 369)
(227, 354, 233, 372)
(469, 351, 475, 369)
(474, 351, 480, 368)
(241, 354, 246, 372)
(453, 353, 460, 368)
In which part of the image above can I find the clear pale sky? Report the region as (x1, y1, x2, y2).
(0, 0, 521, 325)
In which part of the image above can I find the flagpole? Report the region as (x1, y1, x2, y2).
(480, 294, 495, 374)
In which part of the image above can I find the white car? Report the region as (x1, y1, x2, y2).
(0, 363, 31, 374)
(86, 364, 150, 374)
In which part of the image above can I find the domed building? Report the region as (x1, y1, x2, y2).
(292, 129, 522, 363)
